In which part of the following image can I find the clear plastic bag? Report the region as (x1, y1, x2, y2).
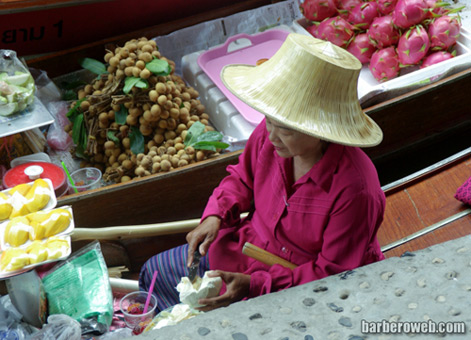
(0, 295, 34, 340)
(0, 50, 35, 117)
(30, 314, 81, 340)
(45, 101, 73, 151)
(41, 241, 114, 329)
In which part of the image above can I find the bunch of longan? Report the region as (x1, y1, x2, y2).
(66, 37, 216, 183)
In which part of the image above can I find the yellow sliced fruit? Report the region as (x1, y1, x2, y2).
(42, 209, 72, 237)
(0, 248, 29, 272)
(25, 178, 51, 213)
(4, 216, 30, 247)
(26, 210, 52, 223)
(29, 220, 46, 241)
(0, 192, 12, 221)
(26, 240, 48, 264)
(8, 183, 32, 197)
(46, 236, 70, 260)
(9, 192, 29, 219)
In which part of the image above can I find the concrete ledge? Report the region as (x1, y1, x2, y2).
(138, 235, 471, 339)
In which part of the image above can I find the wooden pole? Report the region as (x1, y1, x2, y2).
(242, 242, 297, 269)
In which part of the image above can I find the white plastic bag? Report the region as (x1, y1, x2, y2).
(30, 314, 81, 340)
(0, 295, 34, 340)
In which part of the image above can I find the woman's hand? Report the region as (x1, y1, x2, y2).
(196, 270, 251, 312)
(186, 215, 221, 266)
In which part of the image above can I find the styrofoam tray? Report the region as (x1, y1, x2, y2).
(197, 29, 291, 125)
(0, 235, 71, 279)
(1, 178, 57, 223)
(292, 18, 471, 104)
(0, 205, 74, 250)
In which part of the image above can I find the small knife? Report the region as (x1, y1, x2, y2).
(188, 248, 202, 283)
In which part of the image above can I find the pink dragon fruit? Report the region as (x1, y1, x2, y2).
(317, 16, 355, 48)
(369, 47, 401, 82)
(368, 15, 400, 48)
(397, 25, 430, 65)
(428, 15, 461, 51)
(420, 50, 454, 68)
(376, 0, 398, 15)
(337, 0, 363, 19)
(424, 0, 447, 18)
(424, 0, 464, 19)
(301, 0, 338, 22)
(348, 2, 380, 30)
(347, 33, 377, 63)
(306, 22, 321, 38)
(392, 0, 429, 29)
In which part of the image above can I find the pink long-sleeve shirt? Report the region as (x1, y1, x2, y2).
(202, 120, 385, 298)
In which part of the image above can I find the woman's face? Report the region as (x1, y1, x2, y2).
(265, 117, 324, 159)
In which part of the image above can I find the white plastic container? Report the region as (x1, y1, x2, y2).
(292, 18, 471, 104)
(182, 25, 293, 143)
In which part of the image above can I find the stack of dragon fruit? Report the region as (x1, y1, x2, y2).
(300, 0, 464, 82)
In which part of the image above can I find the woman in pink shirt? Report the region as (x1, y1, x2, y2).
(140, 33, 385, 313)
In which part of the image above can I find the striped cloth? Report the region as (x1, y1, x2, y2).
(139, 244, 210, 313)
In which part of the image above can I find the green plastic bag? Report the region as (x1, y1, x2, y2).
(42, 241, 113, 327)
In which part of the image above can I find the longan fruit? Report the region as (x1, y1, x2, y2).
(122, 159, 133, 170)
(160, 159, 171, 171)
(157, 95, 167, 106)
(150, 104, 161, 116)
(178, 159, 189, 167)
(153, 134, 164, 145)
(104, 140, 115, 150)
(126, 115, 138, 126)
(136, 60, 146, 70)
(135, 166, 145, 177)
(132, 67, 141, 77)
(104, 52, 114, 63)
(167, 146, 176, 156)
(152, 162, 161, 173)
(121, 176, 131, 183)
(156, 82, 166, 94)
(140, 69, 151, 79)
(149, 90, 158, 102)
(196, 150, 205, 162)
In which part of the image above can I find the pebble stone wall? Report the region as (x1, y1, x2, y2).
(137, 235, 471, 340)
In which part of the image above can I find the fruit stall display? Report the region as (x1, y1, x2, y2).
(0, 178, 73, 275)
(299, 0, 465, 82)
(64, 37, 229, 184)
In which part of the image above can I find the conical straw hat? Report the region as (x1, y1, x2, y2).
(221, 33, 383, 147)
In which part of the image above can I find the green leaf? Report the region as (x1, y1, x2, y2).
(184, 121, 206, 146)
(75, 144, 86, 159)
(66, 98, 86, 123)
(146, 58, 171, 76)
(195, 131, 224, 143)
(134, 79, 149, 89)
(81, 123, 88, 151)
(115, 104, 127, 125)
(183, 121, 229, 151)
(79, 58, 108, 75)
(129, 126, 144, 155)
(107, 130, 120, 144)
(192, 141, 229, 151)
(123, 77, 148, 94)
(72, 113, 84, 145)
(62, 89, 78, 101)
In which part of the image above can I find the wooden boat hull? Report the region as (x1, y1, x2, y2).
(18, 0, 471, 276)
(0, 0, 266, 56)
(68, 148, 471, 278)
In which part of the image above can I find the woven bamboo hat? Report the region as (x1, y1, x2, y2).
(221, 33, 383, 147)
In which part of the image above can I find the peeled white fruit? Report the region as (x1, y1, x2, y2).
(176, 271, 222, 308)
